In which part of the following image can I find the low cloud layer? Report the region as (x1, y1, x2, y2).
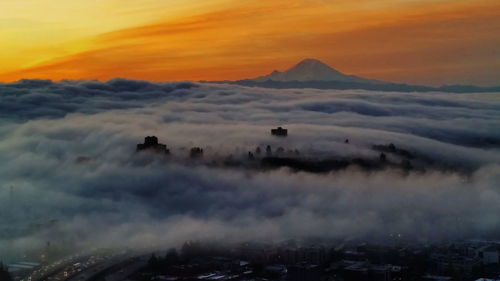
(1, 79, 499, 260)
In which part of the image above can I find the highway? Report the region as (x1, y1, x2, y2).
(20, 249, 149, 281)
(65, 254, 147, 281)
(22, 250, 129, 281)
(89, 257, 148, 281)
(22, 253, 95, 281)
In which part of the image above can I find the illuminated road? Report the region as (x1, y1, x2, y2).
(66, 254, 146, 281)
(22, 253, 93, 281)
(22, 251, 126, 281)
(20, 250, 146, 281)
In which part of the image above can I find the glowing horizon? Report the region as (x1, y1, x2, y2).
(1, 0, 499, 85)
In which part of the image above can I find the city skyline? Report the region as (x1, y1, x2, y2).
(1, 1, 500, 280)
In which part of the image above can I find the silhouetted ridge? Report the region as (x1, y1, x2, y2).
(219, 58, 500, 93)
(251, 58, 380, 84)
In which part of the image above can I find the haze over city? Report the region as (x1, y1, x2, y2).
(1, 1, 499, 281)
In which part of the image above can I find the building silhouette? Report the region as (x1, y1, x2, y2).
(136, 136, 170, 154)
(190, 147, 204, 158)
(271, 127, 288, 137)
(266, 145, 272, 156)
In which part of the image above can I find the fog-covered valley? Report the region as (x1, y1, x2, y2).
(1, 79, 499, 261)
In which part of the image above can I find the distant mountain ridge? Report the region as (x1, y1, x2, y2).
(252, 58, 380, 84)
(220, 59, 500, 93)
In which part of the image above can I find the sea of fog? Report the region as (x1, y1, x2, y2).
(1, 79, 499, 260)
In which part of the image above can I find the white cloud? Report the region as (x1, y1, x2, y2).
(0, 80, 499, 260)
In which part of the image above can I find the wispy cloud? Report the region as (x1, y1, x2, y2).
(1, 0, 499, 85)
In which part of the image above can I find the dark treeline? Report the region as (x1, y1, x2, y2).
(217, 80, 500, 93)
(0, 263, 13, 281)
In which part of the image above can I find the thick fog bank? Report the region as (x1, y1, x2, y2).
(1, 79, 499, 260)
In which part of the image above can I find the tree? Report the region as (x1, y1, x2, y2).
(266, 145, 272, 156)
(379, 152, 387, 162)
(165, 248, 180, 265)
(148, 253, 160, 273)
(0, 262, 13, 281)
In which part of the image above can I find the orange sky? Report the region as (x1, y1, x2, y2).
(1, 0, 499, 85)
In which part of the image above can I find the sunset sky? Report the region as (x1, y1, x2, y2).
(1, 0, 499, 85)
